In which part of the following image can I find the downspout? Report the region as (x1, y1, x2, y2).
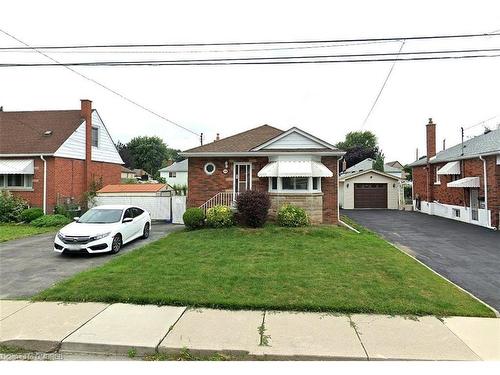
(337, 155, 359, 233)
(40, 155, 47, 214)
(479, 155, 490, 227)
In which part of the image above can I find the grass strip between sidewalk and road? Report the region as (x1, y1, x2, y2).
(34, 223, 495, 317)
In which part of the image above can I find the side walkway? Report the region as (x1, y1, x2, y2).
(1, 300, 498, 360)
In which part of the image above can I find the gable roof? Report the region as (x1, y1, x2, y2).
(159, 159, 188, 172)
(342, 157, 402, 175)
(252, 127, 338, 151)
(98, 184, 167, 193)
(0, 110, 84, 155)
(184, 125, 283, 153)
(408, 128, 500, 167)
(181, 124, 344, 156)
(339, 168, 402, 181)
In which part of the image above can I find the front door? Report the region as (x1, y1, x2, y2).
(233, 163, 252, 194)
(470, 189, 479, 221)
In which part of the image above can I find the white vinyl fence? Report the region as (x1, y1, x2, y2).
(172, 196, 187, 224)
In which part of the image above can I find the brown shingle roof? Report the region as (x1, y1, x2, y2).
(0, 110, 84, 154)
(184, 125, 284, 153)
(98, 184, 167, 193)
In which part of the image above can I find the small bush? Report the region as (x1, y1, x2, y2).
(183, 208, 205, 230)
(236, 190, 271, 228)
(0, 191, 28, 223)
(31, 214, 71, 228)
(206, 205, 233, 228)
(20, 207, 44, 223)
(276, 204, 310, 227)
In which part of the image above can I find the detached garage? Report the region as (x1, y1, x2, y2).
(339, 170, 402, 209)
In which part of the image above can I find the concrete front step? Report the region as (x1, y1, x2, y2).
(1, 300, 498, 360)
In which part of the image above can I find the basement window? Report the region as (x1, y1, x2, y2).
(452, 208, 461, 218)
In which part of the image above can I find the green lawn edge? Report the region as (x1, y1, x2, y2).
(33, 223, 496, 318)
(0, 224, 59, 243)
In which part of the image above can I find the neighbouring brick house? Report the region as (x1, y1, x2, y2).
(408, 118, 500, 229)
(0, 100, 123, 213)
(181, 125, 345, 224)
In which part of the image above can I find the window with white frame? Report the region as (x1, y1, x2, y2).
(0, 174, 33, 189)
(168, 172, 177, 178)
(434, 166, 440, 184)
(269, 176, 321, 193)
(91, 126, 99, 148)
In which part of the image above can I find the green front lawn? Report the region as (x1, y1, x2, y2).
(0, 224, 59, 242)
(34, 224, 494, 317)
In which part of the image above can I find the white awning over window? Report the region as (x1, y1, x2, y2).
(258, 161, 333, 177)
(447, 176, 480, 188)
(437, 161, 460, 175)
(0, 159, 34, 174)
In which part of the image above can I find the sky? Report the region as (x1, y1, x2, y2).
(1, 0, 499, 164)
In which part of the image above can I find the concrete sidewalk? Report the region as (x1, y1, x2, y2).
(1, 300, 499, 361)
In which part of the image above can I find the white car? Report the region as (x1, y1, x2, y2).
(54, 205, 151, 254)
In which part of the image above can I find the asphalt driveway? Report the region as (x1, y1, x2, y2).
(0, 223, 183, 299)
(343, 210, 500, 312)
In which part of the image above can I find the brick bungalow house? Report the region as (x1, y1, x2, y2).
(181, 125, 345, 224)
(408, 118, 500, 229)
(0, 100, 123, 213)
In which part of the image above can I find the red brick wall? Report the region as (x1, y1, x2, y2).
(187, 157, 268, 208)
(187, 156, 340, 225)
(412, 155, 499, 228)
(321, 156, 339, 224)
(7, 156, 121, 213)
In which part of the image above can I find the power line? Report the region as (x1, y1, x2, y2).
(2, 47, 499, 67)
(463, 115, 500, 130)
(0, 32, 498, 50)
(1, 52, 499, 67)
(361, 41, 406, 128)
(0, 40, 399, 54)
(0, 28, 200, 137)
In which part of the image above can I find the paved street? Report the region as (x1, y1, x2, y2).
(0, 223, 182, 298)
(343, 210, 500, 311)
(1, 300, 498, 360)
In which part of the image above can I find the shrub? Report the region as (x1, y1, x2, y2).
(0, 191, 28, 223)
(31, 214, 71, 228)
(20, 207, 44, 223)
(236, 190, 271, 228)
(206, 205, 233, 228)
(276, 204, 310, 227)
(183, 208, 205, 230)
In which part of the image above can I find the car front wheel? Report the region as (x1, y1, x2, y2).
(142, 223, 150, 239)
(111, 234, 122, 254)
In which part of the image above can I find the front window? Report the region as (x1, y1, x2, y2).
(268, 176, 321, 193)
(169, 172, 177, 178)
(91, 127, 99, 147)
(77, 208, 123, 224)
(282, 177, 308, 190)
(0, 174, 33, 189)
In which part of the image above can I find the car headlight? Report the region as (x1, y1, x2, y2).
(57, 232, 65, 241)
(89, 232, 111, 241)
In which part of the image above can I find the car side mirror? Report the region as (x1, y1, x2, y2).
(73, 217, 80, 222)
(123, 217, 133, 223)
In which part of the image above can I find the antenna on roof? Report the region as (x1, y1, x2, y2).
(460, 127, 464, 156)
(200, 132, 204, 146)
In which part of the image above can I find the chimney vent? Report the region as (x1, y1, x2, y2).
(43, 130, 53, 136)
(215, 133, 220, 142)
(426, 118, 436, 159)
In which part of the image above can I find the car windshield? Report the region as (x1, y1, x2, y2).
(77, 209, 123, 224)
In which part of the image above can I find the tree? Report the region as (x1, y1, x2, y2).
(116, 141, 134, 168)
(127, 136, 169, 176)
(336, 131, 380, 168)
(165, 148, 183, 163)
(403, 164, 413, 181)
(373, 153, 385, 172)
